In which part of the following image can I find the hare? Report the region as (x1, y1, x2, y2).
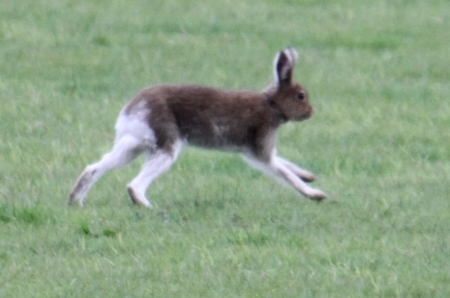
(68, 47, 326, 208)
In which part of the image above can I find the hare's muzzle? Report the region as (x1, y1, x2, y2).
(301, 105, 313, 121)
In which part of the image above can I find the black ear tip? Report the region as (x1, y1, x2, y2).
(276, 51, 289, 68)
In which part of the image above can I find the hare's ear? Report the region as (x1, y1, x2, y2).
(274, 47, 298, 85)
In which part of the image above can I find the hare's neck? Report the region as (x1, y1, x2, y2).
(262, 93, 289, 125)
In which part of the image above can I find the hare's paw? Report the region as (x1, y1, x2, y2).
(127, 186, 153, 208)
(300, 172, 316, 183)
(305, 188, 327, 201)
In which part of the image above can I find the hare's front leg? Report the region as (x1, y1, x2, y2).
(243, 154, 326, 201)
(274, 156, 316, 183)
(273, 158, 326, 200)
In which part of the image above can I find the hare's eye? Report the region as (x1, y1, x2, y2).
(297, 93, 305, 100)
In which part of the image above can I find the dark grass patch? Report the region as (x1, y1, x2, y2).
(0, 204, 53, 226)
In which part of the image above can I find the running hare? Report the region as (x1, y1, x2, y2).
(69, 48, 326, 208)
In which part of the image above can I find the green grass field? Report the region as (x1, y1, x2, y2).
(1, 0, 449, 296)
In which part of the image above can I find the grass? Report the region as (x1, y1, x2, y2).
(1, 0, 450, 296)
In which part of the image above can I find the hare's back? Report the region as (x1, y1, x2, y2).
(166, 85, 270, 150)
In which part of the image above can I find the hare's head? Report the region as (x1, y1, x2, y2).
(264, 48, 313, 122)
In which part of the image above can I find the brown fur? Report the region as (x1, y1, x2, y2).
(124, 83, 312, 161)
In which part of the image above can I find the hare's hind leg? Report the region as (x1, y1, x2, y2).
(68, 135, 143, 206)
(127, 140, 183, 208)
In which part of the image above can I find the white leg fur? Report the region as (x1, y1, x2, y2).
(242, 153, 326, 201)
(127, 141, 183, 208)
(69, 135, 143, 206)
(274, 156, 316, 182)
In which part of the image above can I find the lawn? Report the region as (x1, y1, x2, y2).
(1, 0, 449, 297)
